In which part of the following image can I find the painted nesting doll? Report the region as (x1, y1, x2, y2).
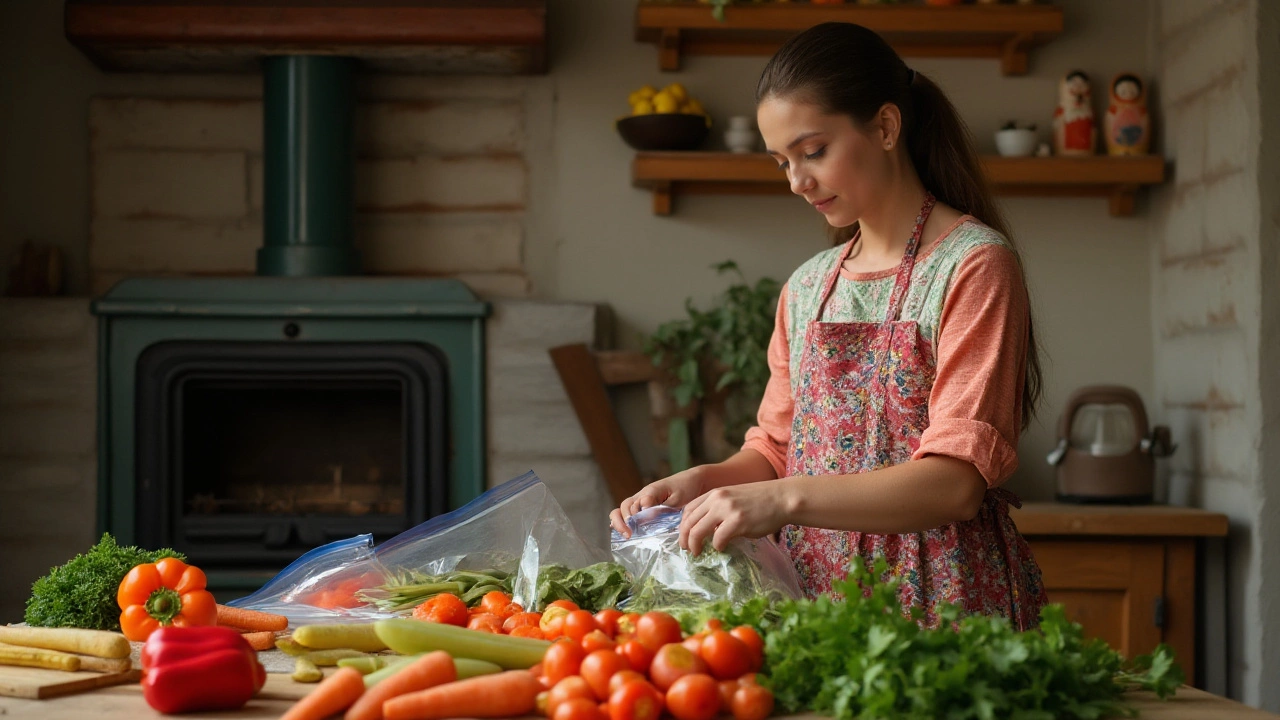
(1053, 71, 1097, 156)
(1105, 73, 1151, 155)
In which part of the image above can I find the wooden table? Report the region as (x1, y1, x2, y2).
(0, 673, 1275, 719)
(1008, 502, 1230, 686)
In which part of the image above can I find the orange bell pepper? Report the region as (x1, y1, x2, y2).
(117, 557, 218, 642)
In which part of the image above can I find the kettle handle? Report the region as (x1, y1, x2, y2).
(1057, 385, 1150, 440)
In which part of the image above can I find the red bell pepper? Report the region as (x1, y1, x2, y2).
(140, 626, 266, 714)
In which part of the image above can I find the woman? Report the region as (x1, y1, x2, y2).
(610, 22, 1047, 630)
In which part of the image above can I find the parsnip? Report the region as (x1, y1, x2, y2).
(0, 626, 130, 659)
(0, 644, 80, 671)
(292, 623, 387, 652)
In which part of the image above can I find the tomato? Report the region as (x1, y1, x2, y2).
(511, 625, 548, 640)
(718, 680, 738, 711)
(547, 599, 581, 613)
(665, 673, 720, 720)
(504, 611, 543, 633)
(543, 639, 587, 685)
(553, 696, 604, 720)
(608, 670, 648, 697)
(729, 627, 764, 672)
(537, 690, 551, 716)
(636, 612, 683, 652)
(594, 608, 623, 637)
(411, 593, 469, 626)
(480, 590, 514, 616)
(698, 630, 752, 680)
(549, 676, 597, 716)
(729, 683, 774, 720)
(682, 636, 704, 655)
(616, 639, 655, 674)
(563, 610, 601, 642)
(608, 677, 664, 720)
(581, 629, 617, 654)
(580, 648, 630, 700)
(541, 606, 572, 640)
(467, 613, 504, 634)
(616, 612, 641, 637)
(701, 618, 724, 634)
(648, 643, 709, 692)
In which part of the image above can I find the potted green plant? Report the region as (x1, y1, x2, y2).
(644, 261, 780, 473)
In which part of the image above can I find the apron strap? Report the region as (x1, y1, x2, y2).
(813, 193, 937, 322)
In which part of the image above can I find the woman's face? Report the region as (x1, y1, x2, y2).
(757, 95, 890, 228)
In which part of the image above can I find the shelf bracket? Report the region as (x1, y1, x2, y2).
(652, 181, 673, 215)
(1001, 32, 1034, 76)
(659, 27, 681, 71)
(1109, 184, 1140, 217)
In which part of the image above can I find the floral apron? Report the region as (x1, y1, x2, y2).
(780, 193, 1047, 630)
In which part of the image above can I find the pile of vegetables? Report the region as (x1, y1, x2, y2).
(707, 558, 1183, 720)
(24, 533, 183, 631)
(360, 562, 632, 615)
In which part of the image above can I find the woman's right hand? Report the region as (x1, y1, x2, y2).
(609, 464, 717, 538)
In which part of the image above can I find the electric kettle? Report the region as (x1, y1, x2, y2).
(1046, 385, 1176, 503)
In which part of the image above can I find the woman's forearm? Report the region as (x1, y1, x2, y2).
(703, 449, 780, 490)
(779, 456, 989, 534)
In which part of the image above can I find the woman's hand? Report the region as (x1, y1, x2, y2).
(677, 480, 796, 556)
(609, 464, 717, 537)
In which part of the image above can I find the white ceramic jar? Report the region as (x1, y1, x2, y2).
(724, 116, 759, 154)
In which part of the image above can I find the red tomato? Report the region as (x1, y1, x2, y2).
(665, 673, 721, 720)
(682, 636, 704, 655)
(543, 639, 587, 685)
(648, 643, 709, 692)
(616, 613, 641, 637)
(547, 599, 581, 613)
(701, 618, 724, 633)
(698, 630, 752, 680)
(411, 593, 469, 626)
(549, 676, 597, 716)
(563, 610, 601, 643)
(554, 697, 605, 720)
(717, 680, 738, 711)
(636, 612, 683, 652)
(729, 627, 764, 672)
(511, 625, 548, 640)
(504, 611, 543, 633)
(729, 684, 774, 720)
(594, 608, 623, 637)
(616, 639, 655, 674)
(580, 648, 630, 701)
(581, 629, 617, 654)
(466, 613, 504, 634)
(480, 591, 514, 616)
(608, 670, 649, 697)
(541, 605, 572, 640)
(608, 677, 664, 720)
(537, 690, 551, 716)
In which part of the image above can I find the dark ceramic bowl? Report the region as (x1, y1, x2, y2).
(616, 113, 710, 151)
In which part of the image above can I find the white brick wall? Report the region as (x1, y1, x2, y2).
(88, 95, 533, 297)
(0, 299, 98, 624)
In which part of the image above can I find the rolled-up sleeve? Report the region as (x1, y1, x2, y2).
(912, 244, 1029, 487)
(741, 283, 793, 479)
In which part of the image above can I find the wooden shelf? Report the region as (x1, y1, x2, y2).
(631, 152, 1167, 216)
(635, 1, 1064, 75)
(65, 0, 548, 75)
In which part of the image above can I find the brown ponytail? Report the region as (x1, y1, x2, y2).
(756, 22, 1043, 428)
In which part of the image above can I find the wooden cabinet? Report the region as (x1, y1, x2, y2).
(1008, 503, 1229, 687)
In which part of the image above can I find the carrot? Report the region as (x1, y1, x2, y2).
(216, 604, 289, 632)
(281, 666, 366, 720)
(382, 670, 541, 720)
(344, 650, 456, 720)
(240, 631, 278, 651)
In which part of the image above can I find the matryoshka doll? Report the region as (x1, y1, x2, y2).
(1053, 70, 1097, 156)
(1105, 73, 1151, 155)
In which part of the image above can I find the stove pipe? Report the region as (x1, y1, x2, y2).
(259, 56, 361, 277)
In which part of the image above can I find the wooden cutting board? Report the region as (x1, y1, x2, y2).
(0, 666, 141, 699)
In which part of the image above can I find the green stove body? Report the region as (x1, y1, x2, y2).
(92, 277, 488, 597)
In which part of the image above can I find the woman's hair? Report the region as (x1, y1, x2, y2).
(755, 22, 1043, 428)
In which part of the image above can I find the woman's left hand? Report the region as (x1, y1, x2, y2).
(678, 480, 794, 556)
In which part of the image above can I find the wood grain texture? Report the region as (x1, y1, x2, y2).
(0, 666, 140, 700)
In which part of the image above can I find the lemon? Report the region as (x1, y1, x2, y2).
(632, 100, 655, 115)
(652, 91, 678, 114)
(682, 99, 705, 116)
(663, 83, 688, 103)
